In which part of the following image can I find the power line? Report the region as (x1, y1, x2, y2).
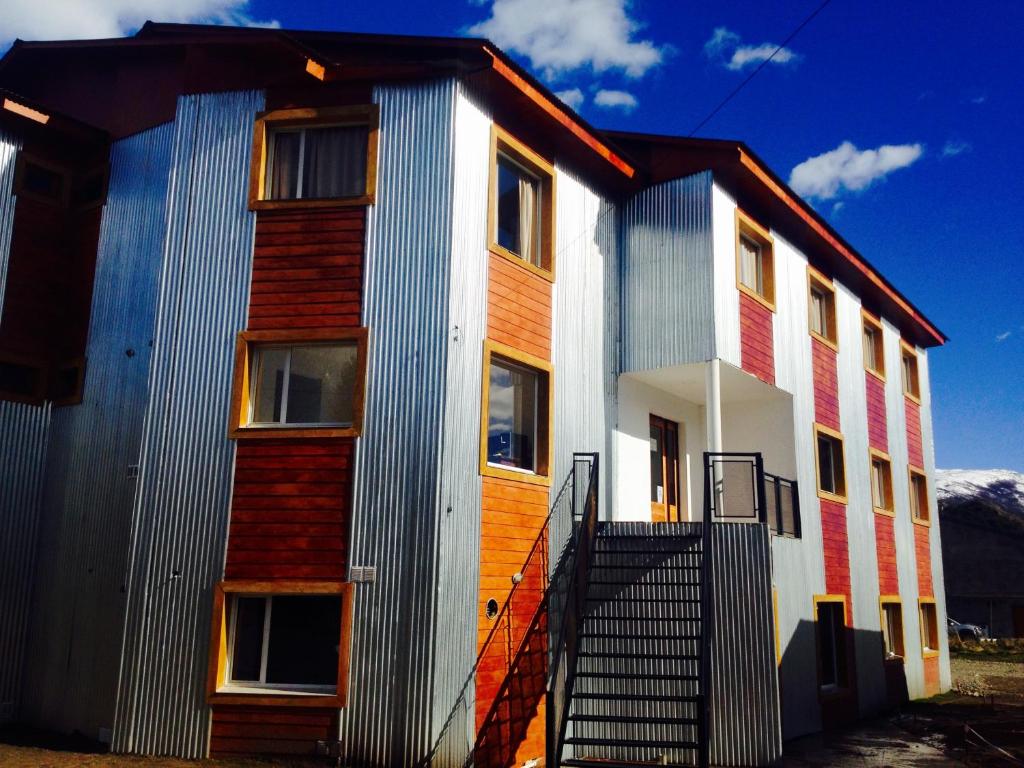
(688, 0, 835, 137)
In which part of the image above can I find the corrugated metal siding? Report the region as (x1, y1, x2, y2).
(709, 523, 782, 767)
(113, 90, 262, 757)
(426, 83, 488, 767)
(621, 172, 714, 372)
(339, 77, 457, 767)
(0, 401, 51, 721)
(768, 234, 825, 739)
(0, 126, 21, 316)
(18, 122, 174, 738)
(711, 183, 741, 369)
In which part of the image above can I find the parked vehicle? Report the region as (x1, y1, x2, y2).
(948, 617, 986, 640)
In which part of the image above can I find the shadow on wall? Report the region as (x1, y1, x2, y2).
(778, 619, 909, 737)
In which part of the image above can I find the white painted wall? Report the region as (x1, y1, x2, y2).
(711, 183, 741, 368)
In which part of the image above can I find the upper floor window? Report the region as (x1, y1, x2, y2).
(880, 599, 905, 660)
(815, 424, 847, 502)
(870, 450, 894, 514)
(862, 312, 885, 378)
(229, 328, 368, 439)
(901, 342, 921, 400)
(808, 268, 838, 348)
(735, 210, 775, 309)
(250, 105, 378, 210)
(909, 467, 930, 524)
(489, 126, 555, 279)
(919, 599, 939, 657)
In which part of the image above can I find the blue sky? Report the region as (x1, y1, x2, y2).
(2, 0, 1021, 471)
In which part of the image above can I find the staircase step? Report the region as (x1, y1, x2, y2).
(587, 596, 702, 603)
(569, 713, 699, 725)
(578, 651, 700, 661)
(562, 760, 691, 768)
(587, 579, 701, 587)
(564, 737, 700, 750)
(576, 671, 699, 681)
(581, 632, 702, 641)
(573, 692, 701, 703)
(584, 616, 702, 622)
(592, 549, 701, 556)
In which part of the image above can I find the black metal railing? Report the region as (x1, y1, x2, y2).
(546, 452, 599, 768)
(764, 472, 801, 538)
(703, 452, 800, 538)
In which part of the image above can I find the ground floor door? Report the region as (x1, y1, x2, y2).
(1013, 605, 1024, 638)
(650, 414, 681, 523)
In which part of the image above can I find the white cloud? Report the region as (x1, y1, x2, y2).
(996, 331, 1012, 342)
(555, 88, 585, 110)
(788, 141, 924, 200)
(0, 0, 277, 44)
(593, 88, 637, 111)
(703, 26, 799, 71)
(942, 140, 971, 157)
(468, 0, 664, 80)
(830, 201, 844, 215)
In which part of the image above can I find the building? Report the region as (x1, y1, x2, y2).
(0, 23, 950, 767)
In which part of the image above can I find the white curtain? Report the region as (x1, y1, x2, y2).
(268, 130, 301, 199)
(518, 175, 538, 266)
(303, 125, 368, 199)
(740, 237, 760, 291)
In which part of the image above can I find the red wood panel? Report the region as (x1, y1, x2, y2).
(209, 705, 336, 757)
(914, 524, 933, 596)
(821, 499, 853, 622)
(874, 514, 899, 595)
(739, 292, 775, 385)
(865, 374, 888, 453)
(905, 398, 924, 468)
(487, 253, 552, 361)
(248, 208, 365, 331)
(811, 338, 840, 431)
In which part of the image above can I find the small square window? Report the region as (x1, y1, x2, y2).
(13, 152, 69, 206)
(920, 600, 939, 655)
(870, 451, 894, 513)
(489, 126, 555, 277)
(736, 211, 775, 308)
(880, 600, 905, 659)
(862, 313, 885, 377)
(815, 425, 846, 501)
(808, 269, 837, 346)
(816, 598, 848, 691)
(909, 468, 930, 523)
(901, 343, 921, 399)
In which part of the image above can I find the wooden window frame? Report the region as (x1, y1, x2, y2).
(813, 594, 850, 697)
(869, 448, 895, 515)
(814, 423, 847, 503)
(479, 339, 554, 487)
(900, 340, 921, 403)
(878, 596, 906, 661)
(807, 266, 838, 350)
(918, 597, 940, 659)
(13, 150, 71, 207)
(228, 327, 368, 440)
(908, 465, 931, 526)
(862, 310, 886, 380)
(488, 124, 557, 282)
(248, 105, 379, 211)
(207, 581, 354, 708)
(735, 209, 775, 310)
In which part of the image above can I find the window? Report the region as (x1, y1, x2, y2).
(735, 210, 775, 309)
(480, 340, 552, 484)
(815, 597, 848, 691)
(808, 268, 837, 347)
(880, 599, 905, 660)
(919, 599, 939, 656)
(815, 424, 847, 501)
(489, 126, 555, 278)
(909, 467, 930, 524)
(208, 582, 353, 705)
(901, 342, 921, 400)
(250, 106, 378, 209)
(862, 312, 885, 378)
(229, 328, 368, 439)
(13, 152, 68, 206)
(870, 450, 894, 514)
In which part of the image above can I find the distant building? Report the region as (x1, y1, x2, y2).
(0, 22, 949, 767)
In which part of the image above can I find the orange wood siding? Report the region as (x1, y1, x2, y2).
(923, 655, 940, 696)
(874, 514, 899, 595)
(821, 499, 853, 621)
(739, 292, 775, 385)
(210, 706, 337, 757)
(914, 524, 933, 596)
(905, 398, 924, 468)
(811, 337, 840, 431)
(865, 374, 888, 453)
(249, 208, 364, 331)
(487, 253, 552, 361)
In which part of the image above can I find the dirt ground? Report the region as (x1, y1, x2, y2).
(2, 652, 1023, 767)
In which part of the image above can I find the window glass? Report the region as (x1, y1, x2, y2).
(871, 457, 892, 510)
(650, 425, 663, 503)
(266, 124, 368, 201)
(496, 153, 541, 267)
(921, 603, 938, 651)
(817, 432, 844, 496)
(910, 472, 929, 521)
(267, 129, 301, 200)
(863, 323, 882, 373)
(817, 602, 846, 688)
(22, 161, 64, 202)
(902, 350, 920, 397)
(230, 596, 267, 683)
(882, 603, 904, 658)
(739, 235, 763, 294)
(250, 343, 358, 427)
(487, 358, 539, 472)
(810, 288, 825, 336)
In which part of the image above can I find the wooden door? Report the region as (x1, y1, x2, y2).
(650, 415, 680, 523)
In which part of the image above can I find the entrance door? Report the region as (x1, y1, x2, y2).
(650, 415, 680, 523)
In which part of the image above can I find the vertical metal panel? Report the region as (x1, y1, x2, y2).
(710, 183, 741, 369)
(426, 83, 487, 767)
(621, 172, 714, 372)
(834, 282, 887, 714)
(0, 126, 21, 316)
(709, 523, 782, 767)
(0, 400, 51, 721)
(339, 77, 456, 767)
(916, 350, 951, 690)
(767, 234, 825, 739)
(18, 122, 174, 739)
(113, 90, 262, 757)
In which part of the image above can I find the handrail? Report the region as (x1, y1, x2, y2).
(546, 452, 599, 767)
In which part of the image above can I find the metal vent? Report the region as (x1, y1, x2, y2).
(350, 565, 377, 583)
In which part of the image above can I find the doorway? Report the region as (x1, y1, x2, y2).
(650, 414, 681, 523)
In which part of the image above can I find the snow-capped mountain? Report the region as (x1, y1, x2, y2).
(936, 469, 1024, 517)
